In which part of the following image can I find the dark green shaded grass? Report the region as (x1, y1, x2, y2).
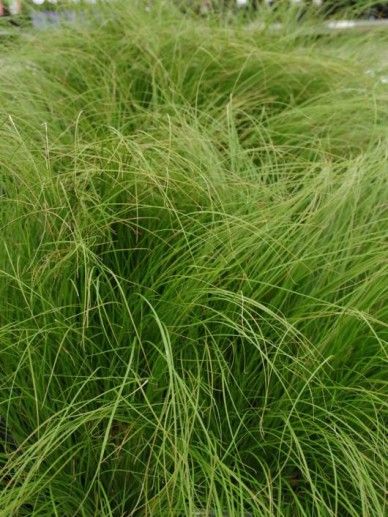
(0, 2, 387, 515)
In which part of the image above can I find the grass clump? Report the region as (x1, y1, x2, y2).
(0, 2, 387, 515)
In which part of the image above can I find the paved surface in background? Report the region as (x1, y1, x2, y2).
(327, 19, 388, 30)
(248, 18, 388, 33)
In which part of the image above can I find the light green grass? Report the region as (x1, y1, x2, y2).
(0, 2, 387, 515)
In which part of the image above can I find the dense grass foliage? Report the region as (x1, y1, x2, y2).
(0, 2, 387, 515)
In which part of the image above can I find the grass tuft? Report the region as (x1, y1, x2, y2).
(0, 2, 387, 515)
